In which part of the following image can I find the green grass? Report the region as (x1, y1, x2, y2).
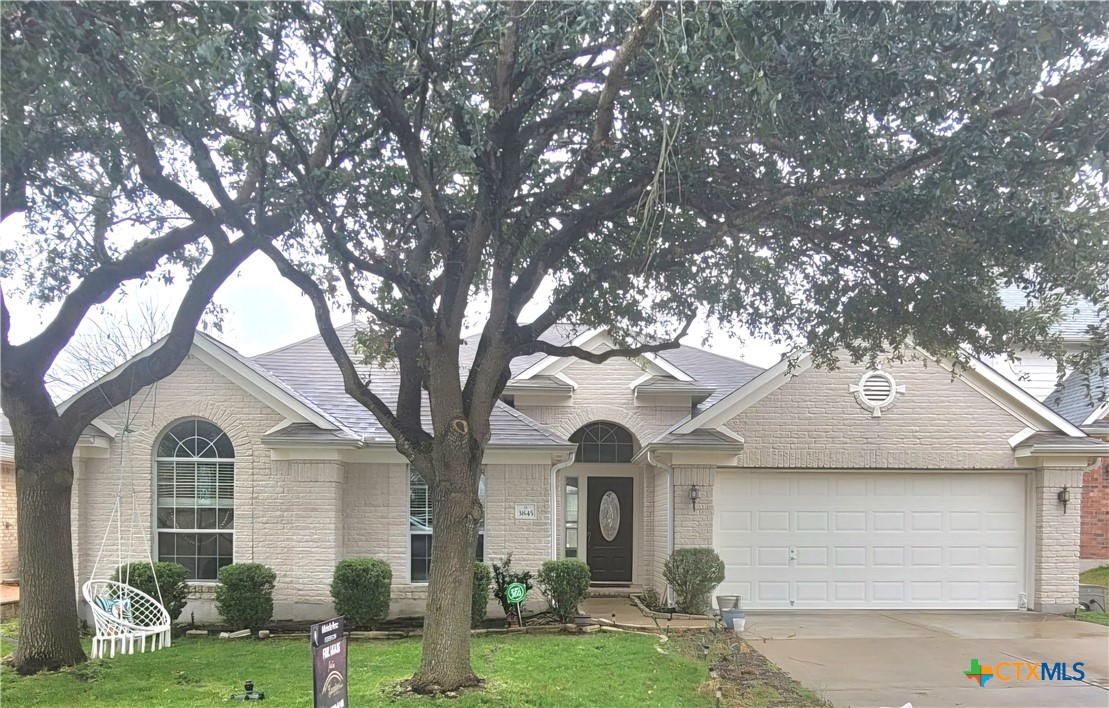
(0, 632, 721, 707)
(1075, 611, 1109, 626)
(1077, 566, 1109, 625)
(1080, 565, 1109, 590)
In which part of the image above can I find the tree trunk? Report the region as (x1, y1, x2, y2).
(409, 455, 482, 694)
(12, 445, 86, 674)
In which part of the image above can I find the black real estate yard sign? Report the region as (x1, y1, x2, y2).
(311, 617, 348, 708)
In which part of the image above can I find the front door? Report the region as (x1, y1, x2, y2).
(587, 477, 633, 583)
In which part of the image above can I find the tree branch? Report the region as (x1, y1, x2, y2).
(261, 242, 432, 455)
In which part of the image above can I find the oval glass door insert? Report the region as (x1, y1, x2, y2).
(599, 490, 621, 541)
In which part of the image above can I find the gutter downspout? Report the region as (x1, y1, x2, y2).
(646, 448, 674, 606)
(550, 453, 576, 560)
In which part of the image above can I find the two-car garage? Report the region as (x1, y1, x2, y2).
(713, 471, 1028, 610)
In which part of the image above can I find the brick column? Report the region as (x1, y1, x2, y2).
(673, 465, 715, 549)
(1034, 466, 1084, 613)
(1080, 460, 1109, 565)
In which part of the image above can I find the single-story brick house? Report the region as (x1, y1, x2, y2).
(1045, 355, 1109, 571)
(15, 324, 1106, 622)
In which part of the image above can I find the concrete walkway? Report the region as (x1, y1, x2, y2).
(744, 611, 1109, 708)
(580, 597, 715, 631)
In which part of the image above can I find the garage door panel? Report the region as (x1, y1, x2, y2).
(714, 471, 1027, 610)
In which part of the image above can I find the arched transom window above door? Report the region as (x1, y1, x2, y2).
(569, 422, 635, 463)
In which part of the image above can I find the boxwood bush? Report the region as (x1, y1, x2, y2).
(330, 558, 392, 630)
(215, 563, 276, 630)
(662, 547, 725, 615)
(471, 562, 492, 627)
(111, 562, 190, 622)
(538, 559, 591, 623)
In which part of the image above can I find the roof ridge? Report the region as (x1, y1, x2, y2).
(254, 321, 358, 359)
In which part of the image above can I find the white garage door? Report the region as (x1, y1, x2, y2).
(714, 471, 1027, 609)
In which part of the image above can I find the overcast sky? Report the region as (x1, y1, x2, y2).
(2, 217, 787, 372)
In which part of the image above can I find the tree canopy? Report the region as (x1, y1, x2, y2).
(2, 0, 1106, 686)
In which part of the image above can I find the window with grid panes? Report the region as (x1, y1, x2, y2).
(155, 420, 234, 580)
(409, 468, 485, 583)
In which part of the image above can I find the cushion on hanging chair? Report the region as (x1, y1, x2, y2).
(94, 595, 133, 622)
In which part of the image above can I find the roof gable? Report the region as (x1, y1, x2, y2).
(678, 348, 1086, 439)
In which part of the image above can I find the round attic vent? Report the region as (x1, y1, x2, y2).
(850, 369, 904, 417)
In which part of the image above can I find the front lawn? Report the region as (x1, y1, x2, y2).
(2, 631, 719, 706)
(1080, 565, 1109, 590)
(1077, 566, 1109, 626)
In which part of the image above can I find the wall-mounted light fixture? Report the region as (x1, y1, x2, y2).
(1058, 486, 1071, 514)
(689, 484, 699, 511)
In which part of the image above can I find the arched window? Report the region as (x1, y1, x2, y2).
(570, 422, 635, 463)
(155, 420, 234, 581)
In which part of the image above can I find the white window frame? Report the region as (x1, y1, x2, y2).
(153, 420, 235, 582)
(408, 467, 486, 584)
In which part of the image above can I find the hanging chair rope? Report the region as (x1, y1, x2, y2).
(83, 374, 172, 658)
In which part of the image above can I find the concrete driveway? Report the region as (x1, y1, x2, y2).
(745, 611, 1109, 708)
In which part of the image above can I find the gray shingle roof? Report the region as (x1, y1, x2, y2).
(461, 326, 764, 413)
(651, 428, 744, 447)
(255, 323, 764, 449)
(1014, 431, 1108, 451)
(1045, 354, 1109, 426)
(254, 323, 569, 448)
(656, 344, 764, 412)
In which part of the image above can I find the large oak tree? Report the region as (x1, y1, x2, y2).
(247, 1, 1108, 692)
(0, 3, 352, 673)
(4, 0, 1107, 691)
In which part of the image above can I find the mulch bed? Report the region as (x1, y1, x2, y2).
(677, 632, 830, 707)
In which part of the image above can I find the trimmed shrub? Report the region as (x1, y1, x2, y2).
(491, 554, 533, 622)
(538, 559, 591, 623)
(330, 558, 392, 630)
(662, 547, 725, 615)
(111, 562, 190, 622)
(471, 562, 492, 627)
(215, 563, 276, 630)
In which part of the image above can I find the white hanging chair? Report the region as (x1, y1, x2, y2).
(82, 580, 172, 658)
(82, 402, 173, 659)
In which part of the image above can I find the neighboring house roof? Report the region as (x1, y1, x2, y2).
(998, 287, 1103, 341)
(1045, 353, 1109, 428)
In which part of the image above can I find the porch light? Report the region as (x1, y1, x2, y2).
(689, 484, 699, 511)
(1058, 486, 1071, 514)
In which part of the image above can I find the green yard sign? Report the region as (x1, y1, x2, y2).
(506, 582, 527, 604)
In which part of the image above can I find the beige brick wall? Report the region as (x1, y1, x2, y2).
(649, 468, 669, 595)
(673, 465, 715, 549)
(253, 460, 344, 612)
(74, 354, 284, 596)
(0, 461, 16, 580)
(342, 461, 552, 616)
(1034, 466, 1084, 613)
(724, 357, 1026, 469)
(517, 356, 690, 445)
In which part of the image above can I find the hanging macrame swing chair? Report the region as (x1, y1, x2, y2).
(81, 414, 172, 659)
